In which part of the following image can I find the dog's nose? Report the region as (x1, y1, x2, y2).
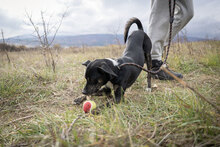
(82, 89, 88, 95)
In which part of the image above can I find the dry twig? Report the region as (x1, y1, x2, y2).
(1, 29, 11, 64)
(25, 9, 67, 72)
(161, 66, 220, 113)
(2, 115, 34, 126)
(61, 115, 83, 141)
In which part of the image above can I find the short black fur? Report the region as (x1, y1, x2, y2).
(79, 17, 152, 105)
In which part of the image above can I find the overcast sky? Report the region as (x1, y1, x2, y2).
(0, 0, 220, 39)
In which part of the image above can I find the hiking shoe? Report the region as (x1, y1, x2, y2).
(151, 60, 183, 80)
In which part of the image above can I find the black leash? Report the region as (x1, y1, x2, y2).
(119, 0, 176, 74)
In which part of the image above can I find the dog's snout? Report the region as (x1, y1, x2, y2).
(82, 89, 88, 95)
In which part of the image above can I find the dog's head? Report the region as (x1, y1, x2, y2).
(82, 59, 118, 95)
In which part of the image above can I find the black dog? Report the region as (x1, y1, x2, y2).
(80, 17, 152, 104)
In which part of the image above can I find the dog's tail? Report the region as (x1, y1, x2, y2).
(124, 17, 144, 43)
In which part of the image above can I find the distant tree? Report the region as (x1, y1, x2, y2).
(25, 10, 67, 72)
(0, 43, 27, 52)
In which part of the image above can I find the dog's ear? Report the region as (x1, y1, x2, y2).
(82, 60, 91, 67)
(98, 63, 118, 78)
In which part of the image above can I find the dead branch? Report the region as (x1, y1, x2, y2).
(2, 115, 34, 126)
(25, 9, 67, 73)
(48, 10, 67, 47)
(161, 66, 220, 113)
(1, 29, 11, 64)
(61, 115, 83, 141)
(41, 11, 49, 47)
(67, 115, 82, 134)
(157, 130, 173, 145)
(149, 124, 157, 140)
(25, 10, 44, 46)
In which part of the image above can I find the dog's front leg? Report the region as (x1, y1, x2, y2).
(93, 86, 112, 97)
(113, 85, 124, 104)
(90, 87, 114, 114)
(94, 86, 114, 107)
(145, 52, 152, 92)
(73, 95, 87, 105)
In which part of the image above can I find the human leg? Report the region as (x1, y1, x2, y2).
(164, 0, 194, 45)
(148, 0, 194, 80)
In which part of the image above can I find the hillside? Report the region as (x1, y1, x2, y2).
(2, 34, 206, 47)
(0, 41, 220, 146)
(3, 34, 124, 47)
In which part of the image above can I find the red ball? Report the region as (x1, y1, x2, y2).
(83, 101, 92, 113)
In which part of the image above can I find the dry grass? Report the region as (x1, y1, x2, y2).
(0, 41, 220, 146)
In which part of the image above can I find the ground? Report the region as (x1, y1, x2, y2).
(0, 41, 220, 146)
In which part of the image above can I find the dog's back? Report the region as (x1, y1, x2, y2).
(122, 17, 150, 66)
(112, 17, 151, 89)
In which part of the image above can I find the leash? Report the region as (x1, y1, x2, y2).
(119, 0, 176, 74)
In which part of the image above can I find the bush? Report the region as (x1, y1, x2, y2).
(0, 43, 28, 52)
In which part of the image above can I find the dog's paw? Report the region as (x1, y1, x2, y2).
(73, 96, 87, 105)
(146, 88, 152, 92)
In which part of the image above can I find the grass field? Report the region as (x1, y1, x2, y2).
(0, 41, 220, 146)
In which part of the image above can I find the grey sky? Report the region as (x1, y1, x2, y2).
(0, 0, 220, 39)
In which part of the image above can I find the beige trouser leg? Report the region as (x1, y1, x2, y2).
(148, 0, 194, 61)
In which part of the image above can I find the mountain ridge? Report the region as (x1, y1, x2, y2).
(1, 34, 207, 47)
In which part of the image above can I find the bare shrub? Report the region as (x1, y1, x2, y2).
(25, 10, 67, 72)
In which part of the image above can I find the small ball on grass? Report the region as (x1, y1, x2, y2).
(83, 100, 96, 113)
